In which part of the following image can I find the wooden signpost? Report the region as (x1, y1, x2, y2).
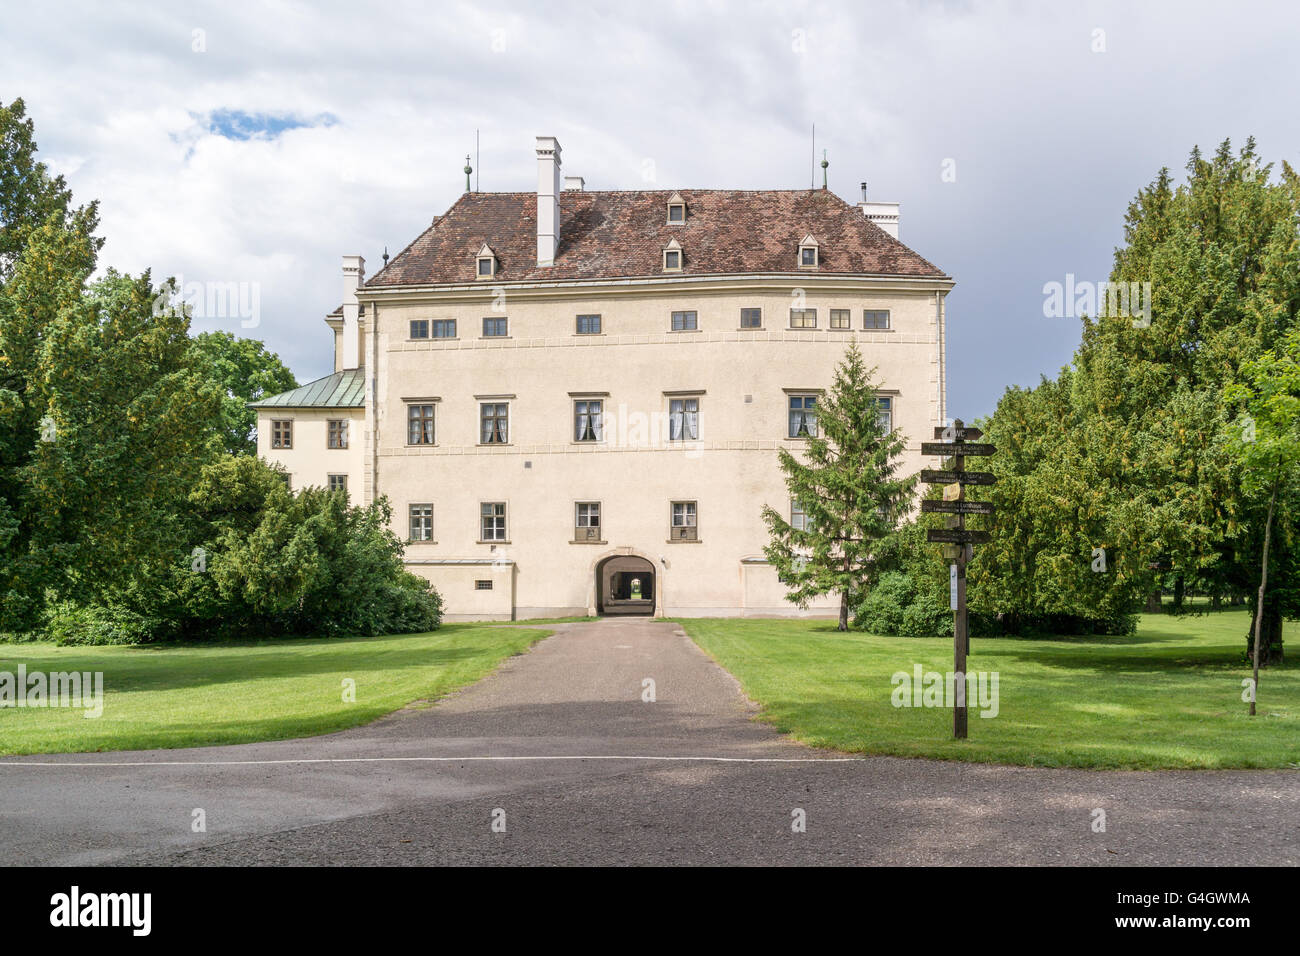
(923, 419, 996, 740)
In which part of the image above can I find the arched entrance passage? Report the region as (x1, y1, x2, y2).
(596, 555, 656, 616)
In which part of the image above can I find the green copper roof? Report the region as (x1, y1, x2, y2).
(248, 367, 365, 409)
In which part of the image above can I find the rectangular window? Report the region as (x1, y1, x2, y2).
(740, 307, 762, 329)
(576, 314, 602, 335)
(875, 396, 894, 431)
(271, 419, 293, 449)
(575, 501, 601, 541)
(480, 403, 509, 444)
(830, 309, 851, 329)
(664, 250, 681, 270)
(574, 400, 603, 442)
(407, 404, 435, 445)
(790, 308, 817, 329)
(788, 395, 817, 438)
(791, 498, 809, 532)
(409, 504, 433, 541)
(409, 319, 429, 339)
(477, 258, 493, 277)
(327, 474, 347, 494)
(670, 501, 698, 541)
(668, 204, 685, 222)
(863, 309, 891, 330)
(801, 247, 818, 267)
(327, 419, 349, 449)
(475, 579, 493, 590)
(480, 502, 507, 542)
(431, 319, 457, 338)
(669, 397, 699, 441)
(671, 310, 698, 331)
(482, 316, 508, 337)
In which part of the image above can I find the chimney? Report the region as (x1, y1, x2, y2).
(341, 254, 365, 370)
(536, 136, 562, 265)
(857, 183, 901, 239)
(563, 175, 585, 191)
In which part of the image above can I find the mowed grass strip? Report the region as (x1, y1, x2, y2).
(681, 610, 1299, 769)
(0, 624, 549, 756)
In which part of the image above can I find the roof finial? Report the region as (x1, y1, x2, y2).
(821, 149, 828, 190)
(464, 154, 473, 193)
(382, 246, 390, 266)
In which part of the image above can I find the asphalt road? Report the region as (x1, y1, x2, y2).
(1, 618, 1296, 866)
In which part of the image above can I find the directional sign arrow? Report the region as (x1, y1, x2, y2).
(933, 425, 983, 441)
(921, 442, 997, 457)
(926, 528, 992, 544)
(921, 499, 995, 515)
(921, 469, 998, 486)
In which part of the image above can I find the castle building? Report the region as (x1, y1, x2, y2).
(252, 136, 953, 620)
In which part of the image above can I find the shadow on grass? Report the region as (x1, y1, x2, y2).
(0, 628, 530, 696)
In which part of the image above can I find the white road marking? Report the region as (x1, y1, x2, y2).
(0, 754, 866, 768)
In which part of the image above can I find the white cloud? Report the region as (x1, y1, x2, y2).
(3, 0, 1297, 410)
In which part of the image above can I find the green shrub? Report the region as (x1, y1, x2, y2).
(854, 571, 911, 634)
(43, 601, 165, 645)
(900, 595, 953, 637)
(855, 570, 953, 637)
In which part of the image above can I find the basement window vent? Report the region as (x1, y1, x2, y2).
(475, 579, 493, 590)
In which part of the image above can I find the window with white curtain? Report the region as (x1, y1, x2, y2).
(669, 397, 699, 441)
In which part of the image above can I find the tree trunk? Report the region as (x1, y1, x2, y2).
(1145, 589, 1162, 613)
(1248, 467, 1280, 716)
(1247, 605, 1285, 668)
(838, 590, 848, 632)
(1172, 575, 1185, 612)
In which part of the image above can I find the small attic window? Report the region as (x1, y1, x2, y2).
(798, 234, 819, 269)
(666, 192, 686, 224)
(475, 243, 497, 279)
(662, 238, 683, 272)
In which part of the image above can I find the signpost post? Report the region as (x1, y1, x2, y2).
(922, 419, 996, 740)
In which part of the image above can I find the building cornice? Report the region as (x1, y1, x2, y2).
(357, 272, 954, 306)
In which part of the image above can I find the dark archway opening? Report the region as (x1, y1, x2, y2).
(597, 555, 656, 616)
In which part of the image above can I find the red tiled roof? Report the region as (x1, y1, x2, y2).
(364, 189, 946, 288)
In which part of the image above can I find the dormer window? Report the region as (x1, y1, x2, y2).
(666, 192, 686, 224)
(475, 243, 497, 279)
(798, 234, 819, 269)
(662, 238, 683, 272)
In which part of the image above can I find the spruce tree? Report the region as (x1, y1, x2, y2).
(762, 340, 915, 630)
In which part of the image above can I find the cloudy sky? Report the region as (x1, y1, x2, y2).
(3, 0, 1298, 416)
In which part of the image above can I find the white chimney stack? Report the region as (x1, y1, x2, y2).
(536, 136, 562, 265)
(857, 183, 901, 239)
(341, 254, 365, 370)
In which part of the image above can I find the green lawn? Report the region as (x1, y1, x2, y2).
(681, 610, 1300, 769)
(0, 624, 549, 756)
